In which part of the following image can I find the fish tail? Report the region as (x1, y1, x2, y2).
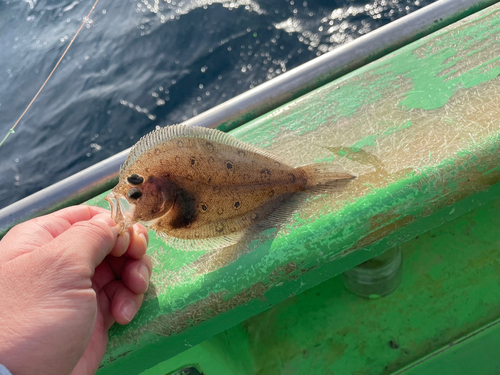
(299, 163, 355, 193)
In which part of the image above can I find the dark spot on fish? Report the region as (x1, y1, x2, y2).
(144, 168, 150, 173)
(190, 157, 196, 166)
(238, 150, 245, 157)
(234, 201, 240, 209)
(148, 176, 154, 183)
(251, 213, 258, 220)
(177, 140, 184, 148)
(268, 189, 275, 197)
(200, 203, 208, 211)
(127, 188, 142, 200)
(127, 174, 144, 185)
(205, 142, 214, 151)
(154, 149, 161, 155)
(261, 168, 271, 180)
(175, 156, 181, 162)
(230, 227, 236, 233)
(169, 188, 197, 229)
(288, 173, 296, 183)
(226, 161, 233, 169)
(186, 174, 194, 181)
(217, 208, 224, 215)
(213, 186, 221, 193)
(215, 223, 224, 233)
(208, 177, 212, 184)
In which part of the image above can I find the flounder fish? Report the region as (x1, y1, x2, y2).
(105, 125, 354, 250)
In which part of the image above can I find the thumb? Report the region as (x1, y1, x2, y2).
(46, 214, 119, 272)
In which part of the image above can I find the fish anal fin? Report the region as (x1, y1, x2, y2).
(155, 229, 247, 251)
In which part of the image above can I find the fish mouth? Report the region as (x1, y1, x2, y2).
(105, 192, 137, 234)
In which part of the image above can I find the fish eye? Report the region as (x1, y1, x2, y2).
(127, 188, 143, 200)
(127, 174, 144, 185)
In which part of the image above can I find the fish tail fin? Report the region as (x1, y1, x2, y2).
(299, 163, 355, 193)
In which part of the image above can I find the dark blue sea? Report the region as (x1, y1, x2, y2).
(0, 0, 434, 209)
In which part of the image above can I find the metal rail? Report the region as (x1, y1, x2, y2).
(0, 0, 497, 236)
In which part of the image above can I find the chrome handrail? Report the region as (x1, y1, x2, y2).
(0, 0, 497, 236)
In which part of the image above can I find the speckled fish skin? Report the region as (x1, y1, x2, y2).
(105, 124, 354, 250)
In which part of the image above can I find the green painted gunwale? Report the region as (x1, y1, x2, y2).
(93, 3, 500, 373)
(143, 194, 500, 374)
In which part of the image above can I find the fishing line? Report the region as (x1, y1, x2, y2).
(0, 0, 101, 147)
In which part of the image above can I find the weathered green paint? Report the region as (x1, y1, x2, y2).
(214, 0, 500, 134)
(241, 196, 500, 374)
(94, 4, 500, 373)
(349, 121, 412, 152)
(234, 5, 500, 149)
(149, 194, 500, 374)
(140, 325, 255, 375)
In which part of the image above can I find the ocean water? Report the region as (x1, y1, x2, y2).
(0, 0, 434, 209)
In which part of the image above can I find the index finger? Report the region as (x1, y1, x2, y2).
(0, 206, 110, 254)
(45, 213, 120, 272)
(50, 205, 109, 226)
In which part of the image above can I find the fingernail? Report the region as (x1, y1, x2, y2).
(134, 226, 149, 247)
(139, 264, 150, 290)
(139, 232, 148, 248)
(115, 231, 131, 255)
(121, 300, 137, 323)
(91, 213, 113, 224)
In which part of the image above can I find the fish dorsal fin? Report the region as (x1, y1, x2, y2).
(121, 124, 294, 172)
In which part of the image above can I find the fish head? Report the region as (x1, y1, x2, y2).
(105, 172, 176, 233)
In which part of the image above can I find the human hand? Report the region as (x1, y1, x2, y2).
(0, 205, 151, 375)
